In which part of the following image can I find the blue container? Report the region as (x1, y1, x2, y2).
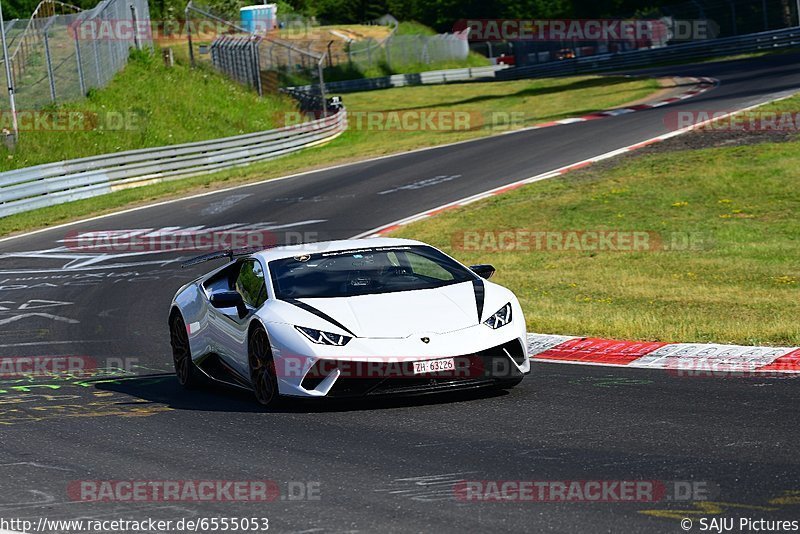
(240, 4, 277, 33)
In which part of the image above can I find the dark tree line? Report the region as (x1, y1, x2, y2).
(289, 0, 668, 29)
(4, 0, 100, 19)
(3, 0, 665, 24)
(5, 0, 795, 37)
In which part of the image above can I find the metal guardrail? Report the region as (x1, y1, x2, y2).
(289, 65, 508, 94)
(498, 27, 800, 80)
(0, 109, 347, 217)
(280, 87, 329, 112)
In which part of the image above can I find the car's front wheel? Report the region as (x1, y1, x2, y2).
(248, 324, 280, 407)
(169, 312, 202, 389)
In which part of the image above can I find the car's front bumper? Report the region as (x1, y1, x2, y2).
(265, 322, 530, 398)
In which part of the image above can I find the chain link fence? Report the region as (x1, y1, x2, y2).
(185, 1, 325, 73)
(341, 32, 470, 71)
(184, 4, 474, 99)
(279, 28, 472, 72)
(185, 0, 327, 109)
(1, 0, 151, 112)
(209, 34, 261, 91)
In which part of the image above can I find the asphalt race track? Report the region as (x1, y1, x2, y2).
(1, 53, 799, 533)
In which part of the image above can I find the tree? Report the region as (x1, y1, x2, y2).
(5, 0, 42, 20)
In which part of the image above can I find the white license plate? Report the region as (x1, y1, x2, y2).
(413, 358, 455, 375)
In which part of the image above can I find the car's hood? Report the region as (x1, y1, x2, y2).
(298, 281, 482, 338)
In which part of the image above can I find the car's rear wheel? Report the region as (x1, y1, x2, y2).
(248, 325, 280, 407)
(169, 313, 202, 389)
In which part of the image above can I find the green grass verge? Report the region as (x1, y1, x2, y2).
(394, 21, 437, 36)
(335, 75, 658, 153)
(0, 49, 297, 171)
(394, 97, 800, 346)
(0, 74, 658, 239)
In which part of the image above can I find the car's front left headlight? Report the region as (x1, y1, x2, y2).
(295, 326, 352, 346)
(483, 303, 512, 329)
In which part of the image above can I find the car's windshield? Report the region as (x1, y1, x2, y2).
(269, 245, 476, 299)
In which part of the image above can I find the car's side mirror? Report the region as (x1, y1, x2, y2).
(210, 290, 245, 309)
(470, 264, 496, 280)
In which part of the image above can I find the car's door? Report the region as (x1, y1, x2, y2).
(213, 258, 268, 377)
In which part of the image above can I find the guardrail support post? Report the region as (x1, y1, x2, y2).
(318, 54, 327, 117)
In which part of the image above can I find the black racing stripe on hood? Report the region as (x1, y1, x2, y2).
(472, 278, 485, 322)
(283, 298, 357, 337)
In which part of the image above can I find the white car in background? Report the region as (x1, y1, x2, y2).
(169, 238, 529, 406)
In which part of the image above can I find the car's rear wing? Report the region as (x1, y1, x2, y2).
(180, 247, 263, 269)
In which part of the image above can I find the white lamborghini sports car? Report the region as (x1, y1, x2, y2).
(168, 238, 529, 406)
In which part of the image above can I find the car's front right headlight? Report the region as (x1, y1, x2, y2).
(483, 303, 512, 329)
(295, 326, 352, 346)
